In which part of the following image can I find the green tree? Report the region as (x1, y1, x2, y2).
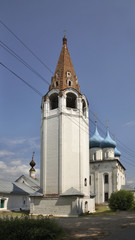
(109, 190, 134, 211)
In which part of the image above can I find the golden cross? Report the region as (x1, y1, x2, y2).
(107, 120, 109, 128)
(64, 29, 67, 38)
(94, 113, 97, 124)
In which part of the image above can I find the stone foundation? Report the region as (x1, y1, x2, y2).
(30, 196, 95, 217)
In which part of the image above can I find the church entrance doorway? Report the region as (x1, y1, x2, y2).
(84, 201, 88, 213)
(105, 192, 109, 202)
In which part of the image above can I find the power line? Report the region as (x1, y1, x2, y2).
(0, 19, 54, 75)
(0, 41, 134, 157)
(1, 18, 134, 158)
(116, 138, 135, 155)
(0, 40, 50, 86)
(0, 62, 43, 97)
(89, 109, 135, 156)
(122, 158, 135, 168)
(89, 114, 135, 161)
(0, 62, 91, 135)
(1, 63, 135, 167)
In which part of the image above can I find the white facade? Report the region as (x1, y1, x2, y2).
(30, 196, 95, 217)
(90, 147, 126, 204)
(29, 37, 96, 216)
(0, 194, 30, 211)
(40, 88, 90, 197)
(0, 176, 40, 212)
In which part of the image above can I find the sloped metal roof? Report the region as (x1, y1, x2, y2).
(60, 187, 84, 196)
(15, 175, 40, 188)
(0, 179, 36, 195)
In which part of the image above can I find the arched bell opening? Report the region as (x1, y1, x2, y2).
(49, 93, 59, 110)
(82, 99, 86, 116)
(66, 92, 77, 109)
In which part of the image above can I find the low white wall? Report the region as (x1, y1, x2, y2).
(0, 194, 30, 211)
(30, 196, 95, 217)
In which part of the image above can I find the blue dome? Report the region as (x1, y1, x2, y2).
(101, 129, 116, 148)
(90, 126, 104, 148)
(114, 147, 121, 157)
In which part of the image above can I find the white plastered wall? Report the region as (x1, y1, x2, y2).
(90, 160, 125, 204)
(40, 89, 90, 197)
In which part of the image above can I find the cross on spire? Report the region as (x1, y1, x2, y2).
(107, 120, 109, 128)
(32, 151, 35, 158)
(94, 113, 97, 124)
(64, 29, 67, 38)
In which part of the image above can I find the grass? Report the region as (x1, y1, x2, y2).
(0, 216, 65, 240)
(0, 210, 29, 217)
(94, 204, 120, 215)
(80, 204, 120, 217)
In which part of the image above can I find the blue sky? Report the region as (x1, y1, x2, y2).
(0, 0, 135, 185)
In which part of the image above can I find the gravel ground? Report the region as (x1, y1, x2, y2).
(56, 211, 135, 240)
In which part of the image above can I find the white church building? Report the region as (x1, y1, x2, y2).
(89, 121, 126, 204)
(30, 36, 95, 216)
(0, 37, 126, 214)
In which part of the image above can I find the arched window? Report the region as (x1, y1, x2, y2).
(84, 201, 88, 213)
(69, 81, 71, 86)
(89, 175, 91, 185)
(66, 93, 77, 109)
(104, 174, 109, 184)
(82, 99, 86, 115)
(84, 178, 87, 186)
(50, 93, 58, 110)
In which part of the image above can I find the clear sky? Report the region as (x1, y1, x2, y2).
(0, 0, 135, 185)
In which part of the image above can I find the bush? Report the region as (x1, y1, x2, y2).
(109, 190, 134, 211)
(0, 217, 65, 240)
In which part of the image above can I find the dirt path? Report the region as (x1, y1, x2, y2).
(56, 211, 135, 240)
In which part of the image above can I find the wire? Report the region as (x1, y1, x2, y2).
(2, 62, 135, 168)
(0, 62, 43, 97)
(1, 18, 134, 158)
(89, 109, 135, 156)
(0, 19, 54, 75)
(0, 41, 50, 86)
(0, 62, 91, 136)
(122, 158, 135, 168)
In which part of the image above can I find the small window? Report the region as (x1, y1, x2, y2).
(104, 174, 109, 184)
(105, 192, 109, 202)
(89, 175, 91, 185)
(67, 71, 71, 77)
(69, 81, 71, 86)
(56, 81, 58, 87)
(84, 178, 87, 186)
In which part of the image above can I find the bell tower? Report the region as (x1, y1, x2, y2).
(30, 37, 95, 216)
(41, 36, 90, 196)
